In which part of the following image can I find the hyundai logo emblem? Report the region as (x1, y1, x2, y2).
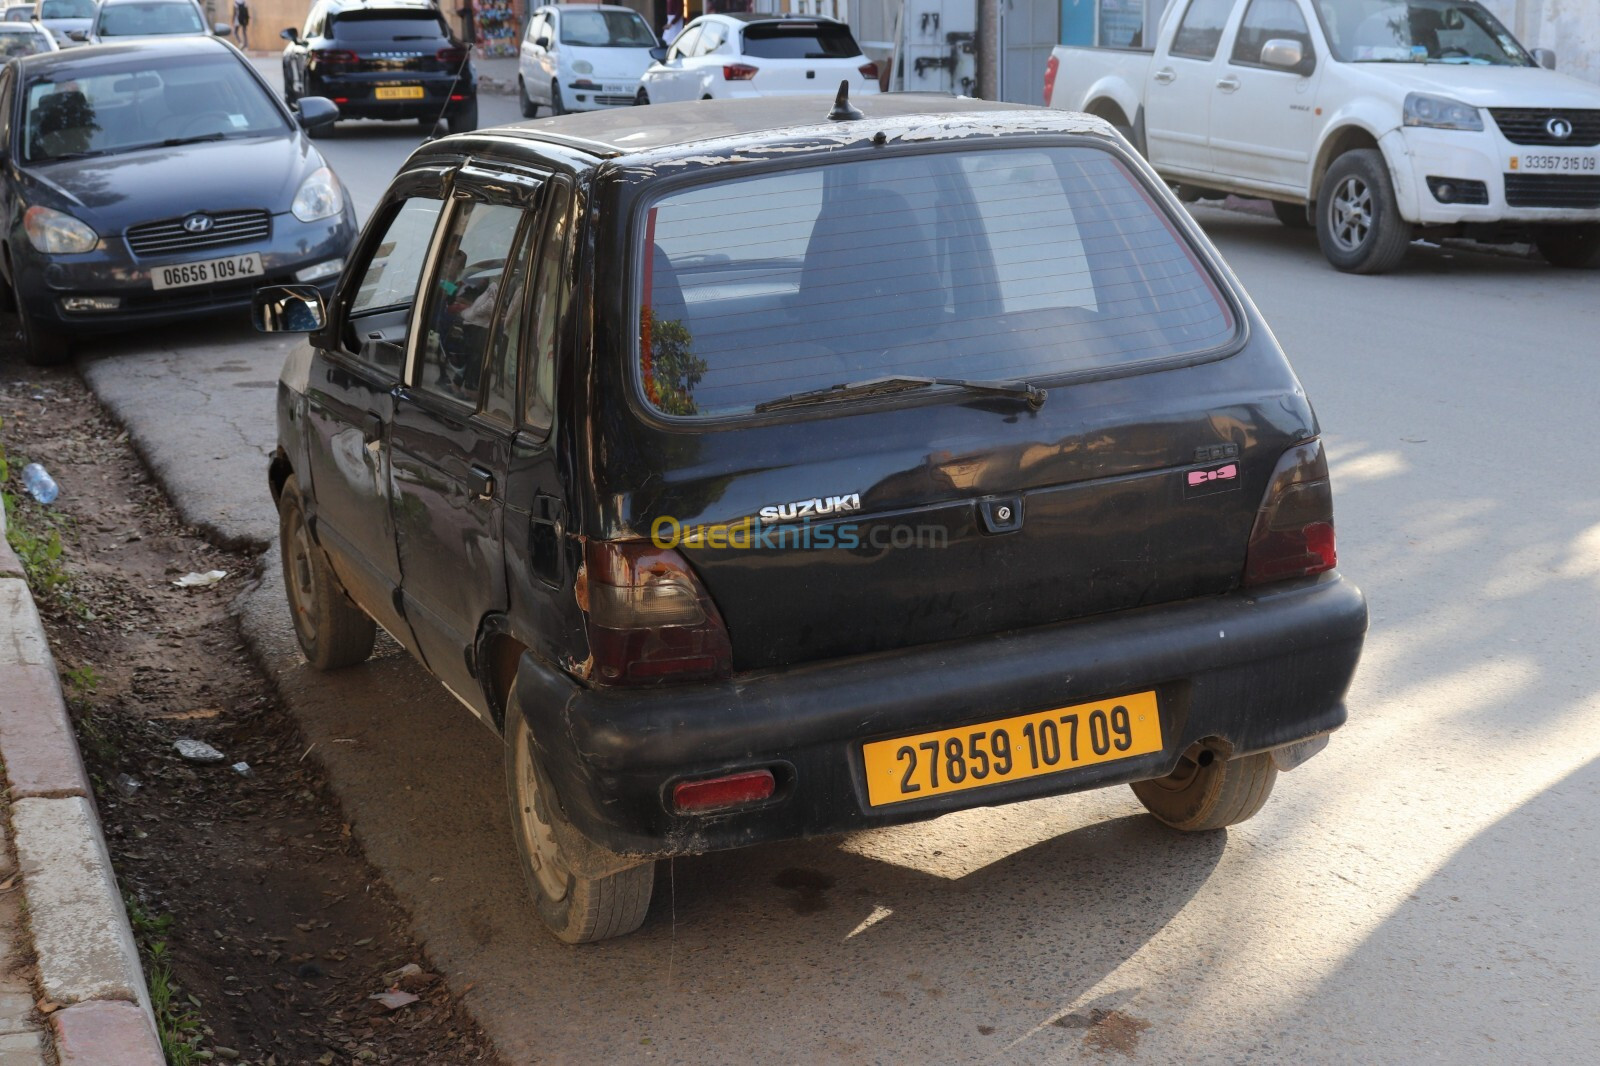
(183, 214, 215, 234)
(1546, 116, 1574, 140)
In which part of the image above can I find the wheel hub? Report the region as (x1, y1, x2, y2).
(1330, 176, 1373, 252)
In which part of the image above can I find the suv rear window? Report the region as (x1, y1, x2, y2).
(740, 21, 860, 58)
(329, 10, 447, 40)
(638, 146, 1236, 418)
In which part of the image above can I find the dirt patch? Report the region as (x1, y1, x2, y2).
(1, 364, 501, 1066)
(1053, 1007, 1152, 1056)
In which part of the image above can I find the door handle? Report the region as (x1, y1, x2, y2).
(1153, 68, 1176, 84)
(1216, 75, 1241, 92)
(468, 465, 496, 501)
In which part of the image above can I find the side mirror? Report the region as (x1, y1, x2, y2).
(1531, 47, 1556, 70)
(1260, 38, 1310, 74)
(648, 46, 667, 63)
(66, 28, 87, 41)
(534, 35, 550, 49)
(281, 27, 299, 42)
(253, 284, 327, 333)
(295, 95, 339, 131)
(213, 22, 232, 36)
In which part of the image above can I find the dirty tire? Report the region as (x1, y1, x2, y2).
(550, 81, 566, 116)
(1272, 199, 1312, 229)
(1316, 149, 1411, 274)
(1536, 224, 1600, 269)
(14, 288, 72, 366)
(518, 76, 538, 118)
(449, 99, 479, 134)
(277, 476, 376, 670)
(505, 698, 654, 944)
(1131, 744, 1277, 831)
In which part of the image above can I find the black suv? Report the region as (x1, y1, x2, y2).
(256, 94, 1367, 944)
(280, 0, 476, 134)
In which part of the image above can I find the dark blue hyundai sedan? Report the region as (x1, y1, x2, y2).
(0, 35, 357, 364)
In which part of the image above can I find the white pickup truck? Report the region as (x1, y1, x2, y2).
(1044, 0, 1600, 272)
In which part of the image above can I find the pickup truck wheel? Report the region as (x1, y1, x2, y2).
(505, 700, 655, 943)
(1272, 200, 1312, 229)
(1316, 149, 1411, 274)
(1131, 742, 1277, 831)
(278, 476, 376, 670)
(1536, 225, 1600, 269)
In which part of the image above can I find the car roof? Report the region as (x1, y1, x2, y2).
(540, 4, 645, 11)
(701, 12, 845, 24)
(98, 0, 197, 6)
(15, 32, 233, 70)
(475, 94, 1107, 162)
(325, 0, 437, 12)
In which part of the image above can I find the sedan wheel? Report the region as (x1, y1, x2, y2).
(505, 693, 655, 943)
(550, 80, 566, 116)
(12, 279, 72, 367)
(277, 476, 376, 670)
(518, 75, 538, 118)
(634, 87, 649, 106)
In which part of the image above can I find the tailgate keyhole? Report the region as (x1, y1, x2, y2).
(978, 496, 1024, 535)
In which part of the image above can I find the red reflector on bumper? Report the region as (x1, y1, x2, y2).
(672, 770, 775, 813)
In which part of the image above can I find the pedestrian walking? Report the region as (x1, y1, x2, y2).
(233, 0, 251, 48)
(662, 11, 683, 45)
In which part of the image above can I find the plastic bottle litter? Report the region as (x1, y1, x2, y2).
(20, 463, 59, 505)
(174, 737, 227, 764)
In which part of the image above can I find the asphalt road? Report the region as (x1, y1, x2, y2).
(47, 78, 1600, 1063)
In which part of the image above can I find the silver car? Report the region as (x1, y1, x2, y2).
(85, 0, 233, 44)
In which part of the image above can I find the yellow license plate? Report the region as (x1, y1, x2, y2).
(375, 86, 425, 100)
(861, 691, 1163, 807)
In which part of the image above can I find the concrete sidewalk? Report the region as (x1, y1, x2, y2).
(0, 507, 163, 1066)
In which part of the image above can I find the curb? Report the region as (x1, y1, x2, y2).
(0, 505, 164, 1065)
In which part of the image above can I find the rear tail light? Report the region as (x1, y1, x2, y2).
(722, 63, 759, 81)
(436, 47, 467, 64)
(1242, 439, 1337, 587)
(858, 61, 879, 80)
(1043, 54, 1059, 107)
(311, 49, 358, 67)
(672, 770, 775, 813)
(580, 541, 733, 685)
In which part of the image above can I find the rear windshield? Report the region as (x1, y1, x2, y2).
(740, 21, 859, 59)
(97, 1, 205, 36)
(637, 146, 1236, 419)
(41, 0, 94, 16)
(329, 11, 448, 41)
(0, 27, 51, 54)
(560, 9, 655, 47)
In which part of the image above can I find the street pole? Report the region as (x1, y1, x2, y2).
(977, 0, 999, 99)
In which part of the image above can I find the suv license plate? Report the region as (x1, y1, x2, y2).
(376, 85, 425, 100)
(1511, 153, 1597, 173)
(150, 253, 263, 291)
(861, 691, 1163, 807)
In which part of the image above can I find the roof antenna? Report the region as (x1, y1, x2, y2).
(828, 80, 863, 122)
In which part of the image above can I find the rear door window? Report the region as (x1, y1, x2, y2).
(1170, 0, 1236, 60)
(740, 21, 859, 58)
(638, 146, 1236, 419)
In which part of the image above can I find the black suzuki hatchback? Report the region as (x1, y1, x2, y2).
(258, 94, 1367, 943)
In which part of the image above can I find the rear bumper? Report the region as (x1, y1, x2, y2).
(310, 71, 476, 120)
(515, 572, 1368, 858)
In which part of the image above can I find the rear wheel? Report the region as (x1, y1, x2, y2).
(1536, 224, 1600, 268)
(1272, 199, 1312, 229)
(1316, 149, 1411, 274)
(448, 99, 478, 134)
(13, 286, 72, 367)
(277, 476, 376, 670)
(505, 697, 655, 943)
(1131, 742, 1277, 831)
(550, 80, 566, 116)
(518, 76, 538, 118)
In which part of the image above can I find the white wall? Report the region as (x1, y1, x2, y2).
(1482, 0, 1600, 84)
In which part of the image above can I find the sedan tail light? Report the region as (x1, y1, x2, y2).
(1242, 439, 1337, 587)
(1043, 54, 1059, 107)
(579, 540, 733, 685)
(722, 64, 759, 81)
(858, 61, 879, 80)
(311, 49, 358, 67)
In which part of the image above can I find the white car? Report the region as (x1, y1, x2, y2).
(518, 3, 658, 116)
(638, 12, 880, 105)
(0, 18, 56, 59)
(85, 0, 232, 44)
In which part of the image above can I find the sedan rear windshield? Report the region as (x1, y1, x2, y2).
(637, 146, 1236, 418)
(41, 0, 94, 17)
(561, 9, 654, 47)
(740, 21, 860, 59)
(0, 27, 51, 55)
(97, 1, 205, 36)
(24, 55, 288, 163)
(328, 11, 448, 41)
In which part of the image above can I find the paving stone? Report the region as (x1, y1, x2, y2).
(0, 1029, 44, 1066)
(0, 662, 91, 799)
(11, 797, 148, 1013)
(0, 580, 52, 669)
(0, 992, 35, 1037)
(52, 1000, 163, 1066)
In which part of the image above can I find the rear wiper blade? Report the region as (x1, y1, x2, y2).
(756, 375, 1046, 413)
